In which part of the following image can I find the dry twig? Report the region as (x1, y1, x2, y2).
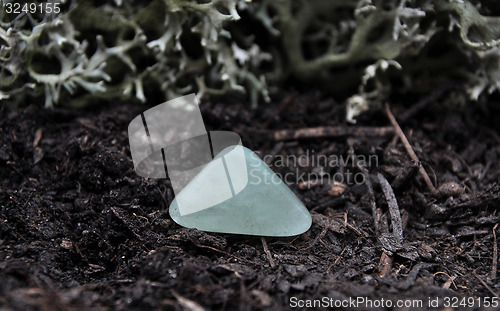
(302, 227, 328, 250)
(363, 168, 380, 235)
(270, 126, 394, 141)
(353, 155, 381, 236)
(433, 272, 457, 289)
(378, 173, 403, 242)
(377, 174, 409, 278)
(378, 252, 393, 278)
(489, 224, 499, 282)
(261, 237, 276, 269)
(384, 104, 437, 193)
(172, 290, 206, 311)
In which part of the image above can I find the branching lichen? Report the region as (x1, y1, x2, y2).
(436, 0, 500, 101)
(1, 0, 499, 116)
(0, 0, 270, 108)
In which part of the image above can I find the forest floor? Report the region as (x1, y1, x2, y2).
(1, 90, 500, 310)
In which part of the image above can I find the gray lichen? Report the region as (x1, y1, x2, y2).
(1, 0, 499, 117)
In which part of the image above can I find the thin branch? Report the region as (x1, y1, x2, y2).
(190, 240, 262, 266)
(378, 173, 403, 242)
(359, 166, 381, 235)
(489, 224, 498, 283)
(270, 126, 394, 141)
(473, 270, 500, 298)
(385, 103, 437, 193)
(378, 251, 393, 278)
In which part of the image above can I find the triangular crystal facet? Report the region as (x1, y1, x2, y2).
(169, 146, 312, 236)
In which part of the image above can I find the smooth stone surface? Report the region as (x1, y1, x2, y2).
(169, 146, 312, 236)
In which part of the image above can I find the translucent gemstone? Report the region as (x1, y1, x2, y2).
(169, 145, 312, 236)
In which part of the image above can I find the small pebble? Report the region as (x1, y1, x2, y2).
(438, 182, 464, 197)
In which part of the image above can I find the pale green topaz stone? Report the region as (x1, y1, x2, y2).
(169, 145, 312, 236)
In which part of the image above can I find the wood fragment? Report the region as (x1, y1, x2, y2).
(448, 183, 500, 209)
(354, 154, 382, 237)
(328, 246, 348, 271)
(270, 126, 394, 141)
(376, 177, 411, 278)
(110, 206, 144, 241)
(378, 173, 403, 242)
(361, 168, 381, 235)
(261, 237, 276, 269)
(455, 229, 490, 238)
(302, 227, 328, 250)
(344, 219, 369, 238)
(172, 290, 206, 311)
(33, 128, 43, 147)
(385, 104, 437, 193)
(378, 213, 393, 278)
(480, 160, 493, 181)
(438, 182, 464, 197)
(378, 251, 393, 278)
(433, 272, 457, 289)
(398, 262, 430, 290)
(442, 276, 456, 289)
(489, 224, 498, 283)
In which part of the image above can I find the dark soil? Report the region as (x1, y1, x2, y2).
(1, 91, 500, 310)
